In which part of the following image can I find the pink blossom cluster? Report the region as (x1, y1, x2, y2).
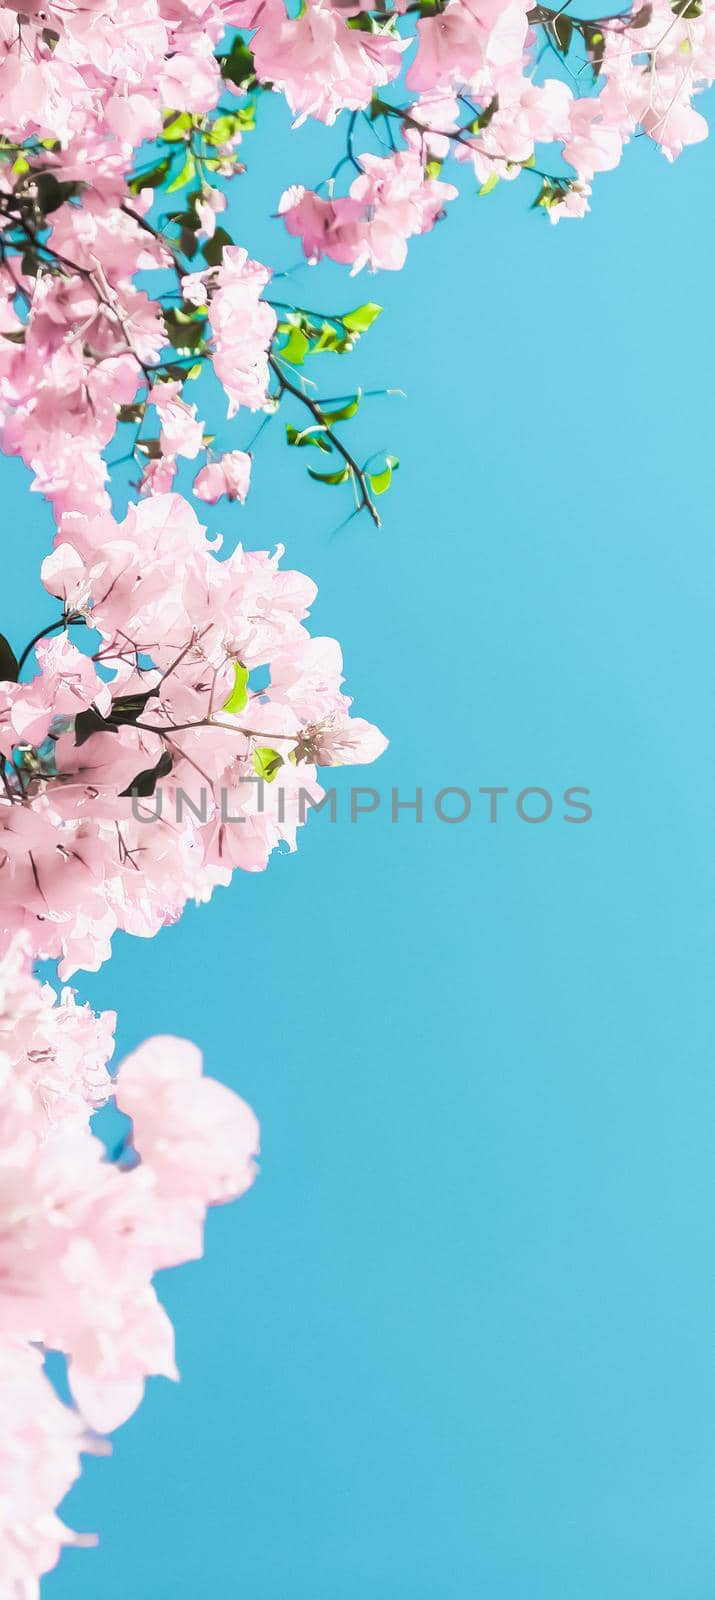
(0, 938, 259, 1596)
(0, 0, 711, 534)
(279, 149, 458, 273)
(262, 0, 715, 247)
(0, 492, 387, 977)
(0, 0, 231, 150)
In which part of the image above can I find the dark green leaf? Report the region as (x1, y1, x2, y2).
(220, 34, 256, 88)
(202, 226, 233, 267)
(119, 749, 173, 799)
(129, 157, 171, 194)
(551, 12, 573, 51)
(74, 707, 116, 747)
(307, 464, 352, 486)
(110, 689, 159, 726)
(285, 423, 331, 452)
(163, 308, 207, 351)
(33, 172, 84, 214)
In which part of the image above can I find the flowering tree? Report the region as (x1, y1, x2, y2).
(0, 0, 713, 1587)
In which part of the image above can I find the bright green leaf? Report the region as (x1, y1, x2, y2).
(341, 303, 382, 334)
(208, 114, 242, 146)
(479, 171, 499, 196)
(280, 327, 310, 366)
(166, 152, 197, 193)
(320, 389, 361, 425)
(253, 747, 284, 783)
(162, 110, 193, 141)
(368, 455, 399, 495)
(222, 661, 249, 714)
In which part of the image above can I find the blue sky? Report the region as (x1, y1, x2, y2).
(7, 92, 715, 1598)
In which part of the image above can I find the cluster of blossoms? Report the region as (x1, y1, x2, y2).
(0, 491, 387, 976)
(0, 0, 712, 525)
(0, 0, 712, 1584)
(0, 937, 259, 1595)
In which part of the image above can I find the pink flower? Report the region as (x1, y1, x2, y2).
(149, 381, 204, 461)
(253, 0, 407, 125)
(193, 450, 252, 503)
(116, 1035, 259, 1206)
(280, 151, 457, 273)
(208, 247, 277, 418)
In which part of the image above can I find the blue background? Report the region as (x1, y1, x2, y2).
(6, 93, 715, 1597)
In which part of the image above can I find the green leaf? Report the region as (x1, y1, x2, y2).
(532, 178, 573, 212)
(253, 747, 284, 783)
(307, 464, 352, 486)
(119, 749, 173, 799)
(285, 423, 331, 452)
(129, 157, 171, 194)
(0, 632, 18, 684)
(220, 33, 256, 88)
(208, 114, 242, 146)
(425, 158, 443, 179)
(581, 21, 606, 74)
(320, 390, 361, 425)
(202, 226, 233, 267)
(166, 152, 197, 193)
(551, 12, 573, 50)
(116, 402, 146, 424)
(671, 0, 701, 15)
(33, 172, 84, 214)
(474, 94, 499, 131)
(341, 303, 382, 334)
(223, 661, 249, 714)
(74, 707, 115, 747)
(479, 171, 500, 196)
(312, 322, 348, 354)
(234, 102, 258, 132)
(368, 455, 399, 496)
(280, 326, 310, 366)
(163, 307, 207, 352)
(161, 110, 193, 142)
(109, 689, 159, 726)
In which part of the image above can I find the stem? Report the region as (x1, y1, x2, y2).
(268, 354, 381, 527)
(375, 101, 571, 184)
(16, 619, 65, 676)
